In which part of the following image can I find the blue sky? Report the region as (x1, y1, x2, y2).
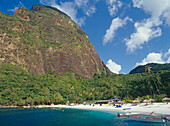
(1, 0, 170, 74)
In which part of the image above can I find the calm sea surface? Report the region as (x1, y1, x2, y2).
(0, 108, 169, 126)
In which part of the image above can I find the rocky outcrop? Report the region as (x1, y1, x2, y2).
(0, 5, 111, 79)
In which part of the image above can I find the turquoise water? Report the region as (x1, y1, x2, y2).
(0, 108, 169, 126)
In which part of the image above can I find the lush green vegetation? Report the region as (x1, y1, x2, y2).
(129, 63, 170, 74)
(0, 63, 169, 106)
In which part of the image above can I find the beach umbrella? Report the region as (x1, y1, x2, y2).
(112, 96, 119, 99)
(118, 101, 125, 104)
(133, 99, 141, 103)
(149, 99, 155, 102)
(111, 96, 120, 102)
(162, 97, 170, 101)
(143, 100, 150, 105)
(133, 100, 137, 103)
(108, 101, 113, 105)
(118, 101, 122, 103)
(132, 100, 139, 106)
(162, 97, 170, 104)
(143, 100, 150, 103)
(149, 99, 155, 104)
(66, 101, 70, 105)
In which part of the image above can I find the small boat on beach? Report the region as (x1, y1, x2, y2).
(117, 108, 138, 117)
(117, 112, 139, 117)
(118, 110, 169, 123)
(23, 106, 31, 108)
(124, 114, 168, 123)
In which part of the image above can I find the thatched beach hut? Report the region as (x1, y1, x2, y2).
(162, 97, 170, 104)
(149, 99, 155, 104)
(111, 96, 120, 103)
(95, 100, 111, 104)
(95, 96, 121, 104)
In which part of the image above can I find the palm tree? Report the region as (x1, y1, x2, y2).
(145, 65, 160, 95)
(145, 65, 151, 73)
(147, 80, 153, 96)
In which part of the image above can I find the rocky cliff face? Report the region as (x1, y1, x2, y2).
(0, 5, 110, 79)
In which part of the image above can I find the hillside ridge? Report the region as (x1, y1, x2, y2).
(129, 63, 170, 74)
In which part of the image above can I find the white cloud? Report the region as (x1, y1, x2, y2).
(125, 19, 162, 52)
(40, 0, 98, 26)
(74, 0, 96, 16)
(136, 52, 164, 66)
(8, 2, 25, 12)
(52, 2, 86, 26)
(132, 0, 143, 8)
(85, 5, 96, 16)
(127, 0, 170, 53)
(106, 59, 121, 74)
(74, 0, 88, 8)
(78, 17, 86, 26)
(167, 57, 170, 63)
(117, 1, 123, 8)
(108, 5, 118, 16)
(54, 2, 76, 19)
(135, 49, 170, 66)
(103, 17, 132, 45)
(163, 9, 170, 26)
(164, 49, 170, 57)
(39, 0, 55, 5)
(133, 0, 170, 20)
(48, 1, 86, 26)
(106, 0, 123, 16)
(8, 7, 18, 12)
(164, 49, 170, 63)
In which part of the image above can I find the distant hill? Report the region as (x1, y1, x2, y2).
(129, 63, 170, 74)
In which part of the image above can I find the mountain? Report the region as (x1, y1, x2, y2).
(0, 5, 110, 79)
(129, 63, 170, 74)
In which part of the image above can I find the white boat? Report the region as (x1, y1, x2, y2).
(117, 108, 139, 117)
(23, 106, 31, 108)
(124, 114, 168, 123)
(117, 112, 139, 117)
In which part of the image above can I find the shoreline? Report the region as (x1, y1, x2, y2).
(53, 103, 170, 116)
(1, 103, 170, 116)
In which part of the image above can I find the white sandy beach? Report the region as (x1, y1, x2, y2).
(2, 102, 170, 117)
(48, 103, 170, 117)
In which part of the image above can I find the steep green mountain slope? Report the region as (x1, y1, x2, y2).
(0, 5, 110, 79)
(129, 63, 170, 74)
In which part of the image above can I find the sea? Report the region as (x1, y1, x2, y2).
(0, 108, 169, 126)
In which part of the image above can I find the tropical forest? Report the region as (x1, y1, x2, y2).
(0, 63, 169, 106)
